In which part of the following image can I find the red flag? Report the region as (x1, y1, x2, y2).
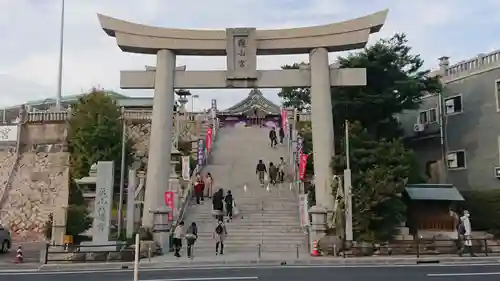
(281, 109, 287, 129)
(164, 191, 174, 221)
(206, 128, 213, 152)
(299, 154, 309, 181)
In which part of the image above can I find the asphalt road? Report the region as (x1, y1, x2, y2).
(3, 264, 500, 281)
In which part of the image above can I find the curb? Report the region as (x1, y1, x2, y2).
(36, 256, 500, 271)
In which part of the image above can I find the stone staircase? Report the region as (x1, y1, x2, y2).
(0, 152, 69, 241)
(182, 126, 307, 258)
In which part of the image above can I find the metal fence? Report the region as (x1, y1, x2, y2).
(320, 238, 500, 258)
(43, 243, 137, 264)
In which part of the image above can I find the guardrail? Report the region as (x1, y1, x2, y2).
(43, 243, 136, 264)
(319, 238, 500, 258)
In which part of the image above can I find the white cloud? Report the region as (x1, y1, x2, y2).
(1, 0, 499, 110)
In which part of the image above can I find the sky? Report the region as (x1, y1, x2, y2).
(2, 0, 500, 111)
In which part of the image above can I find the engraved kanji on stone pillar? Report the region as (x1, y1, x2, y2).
(226, 28, 257, 80)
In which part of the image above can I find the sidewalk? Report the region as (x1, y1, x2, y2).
(37, 254, 500, 272)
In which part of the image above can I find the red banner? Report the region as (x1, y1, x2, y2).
(281, 109, 287, 129)
(164, 191, 174, 221)
(206, 128, 213, 152)
(299, 153, 309, 181)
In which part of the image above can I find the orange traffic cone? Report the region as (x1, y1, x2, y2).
(14, 246, 23, 263)
(311, 240, 319, 256)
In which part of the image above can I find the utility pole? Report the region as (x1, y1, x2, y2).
(55, 0, 65, 111)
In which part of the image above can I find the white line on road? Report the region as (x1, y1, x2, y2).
(428, 272, 500, 277)
(140, 277, 258, 281)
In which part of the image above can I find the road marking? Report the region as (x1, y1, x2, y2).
(428, 272, 500, 277)
(2, 263, 500, 276)
(141, 277, 258, 281)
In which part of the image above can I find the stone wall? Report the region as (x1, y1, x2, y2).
(0, 151, 18, 209)
(1, 152, 69, 241)
(21, 123, 68, 147)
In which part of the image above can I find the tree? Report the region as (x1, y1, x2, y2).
(66, 88, 134, 236)
(279, 33, 442, 140)
(332, 121, 422, 241)
(278, 63, 311, 111)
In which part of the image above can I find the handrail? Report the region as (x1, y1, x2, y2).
(0, 123, 23, 210)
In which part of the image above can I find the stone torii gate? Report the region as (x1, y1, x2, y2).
(98, 10, 388, 228)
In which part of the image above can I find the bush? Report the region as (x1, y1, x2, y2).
(461, 190, 500, 236)
(66, 205, 92, 237)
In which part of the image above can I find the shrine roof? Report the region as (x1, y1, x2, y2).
(222, 89, 280, 115)
(405, 184, 464, 201)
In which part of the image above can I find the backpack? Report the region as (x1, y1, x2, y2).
(215, 224, 223, 235)
(457, 223, 466, 235)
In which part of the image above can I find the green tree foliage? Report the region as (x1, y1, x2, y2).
(66, 88, 134, 236)
(332, 121, 421, 241)
(278, 33, 442, 140)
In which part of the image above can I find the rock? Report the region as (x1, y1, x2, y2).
(432, 234, 457, 254)
(66, 252, 86, 262)
(318, 235, 343, 256)
(86, 252, 109, 261)
(107, 250, 135, 261)
(139, 241, 158, 257)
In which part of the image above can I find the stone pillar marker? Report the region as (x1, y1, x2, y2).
(126, 169, 137, 238)
(143, 49, 176, 228)
(309, 47, 335, 212)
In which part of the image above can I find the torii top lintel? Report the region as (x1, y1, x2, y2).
(98, 10, 388, 56)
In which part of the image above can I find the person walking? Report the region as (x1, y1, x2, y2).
(268, 162, 278, 186)
(256, 159, 267, 186)
(185, 222, 198, 259)
(224, 190, 234, 222)
(278, 156, 286, 183)
(213, 220, 227, 255)
(212, 188, 224, 221)
(173, 221, 185, 258)
(279, 127, 285, 144)
(269, 127, 277, 147)
(194, 173, 205, 204)
(205, 173, 214, 198)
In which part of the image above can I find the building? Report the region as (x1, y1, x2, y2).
(217, 89, 281, 127)
(400, 49, 500, 191)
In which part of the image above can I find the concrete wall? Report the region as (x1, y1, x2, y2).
(443, 67, 500, 190)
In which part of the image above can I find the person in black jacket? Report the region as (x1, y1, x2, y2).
(279, 127, 285, 144)
(256, 160, 267, 185)
(212, 188, 224, 221)
(224, 190, 234, 222)
(185, 222, 198, 259)
(269, 128, 277, 147)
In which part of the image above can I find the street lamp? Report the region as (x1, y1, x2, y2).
(55, 0, 66, 111)
(191, 94, 199, 113)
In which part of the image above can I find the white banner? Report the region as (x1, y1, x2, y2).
(0, 125, 18, 142)
(299, 194, 309, 227)
(181, 156, 191, 181)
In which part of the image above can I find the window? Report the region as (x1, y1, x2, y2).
(418, 108, 438, 124)
(444, 95, 463, 115)
(447, 150, 466, 169)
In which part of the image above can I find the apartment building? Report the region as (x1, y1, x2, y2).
(401, 50, 500, 190)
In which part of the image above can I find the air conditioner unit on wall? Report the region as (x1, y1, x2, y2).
(494, 167, 500, 178)
(413, 123, 425, 132)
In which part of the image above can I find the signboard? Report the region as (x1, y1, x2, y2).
(206, 128, 213, 152)
(164, 191, 174, 221)
(296, 135, 303, 163)
(299, 153, 309, 181)
(197, 139, 205, 166)
(299, 194, 309, 227)
(0, 125, 18, 142)
(93, 162, 114, 243)
(181, 156, 191, 181)
(211, 99, 217, 119)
